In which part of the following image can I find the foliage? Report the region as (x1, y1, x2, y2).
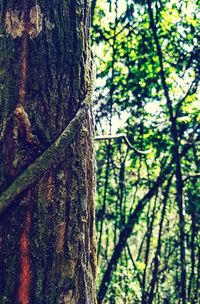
(92, 0, 200, 303)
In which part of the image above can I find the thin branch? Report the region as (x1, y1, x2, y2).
(0, 63, 96, 216)
(91, 0, 97, 27)
(147, 0, 173, 120)
(95, 134, 152, 154)
(126, 243, 142, 288)
(183, 173, 200, 182)
(147, 1, 187, 302)
(148, 176, 173, 304)
(175, 76, 200, 118)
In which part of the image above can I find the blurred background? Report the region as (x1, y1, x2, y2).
(91, 0, 200, 303)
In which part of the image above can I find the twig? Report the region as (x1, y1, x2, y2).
(183, 173, 200, 182)
(95, 134, 152, 154)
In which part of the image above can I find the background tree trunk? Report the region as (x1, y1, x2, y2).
(0, 1, 97, 303)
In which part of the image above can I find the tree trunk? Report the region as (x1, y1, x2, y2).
(0, 1, 97, 303)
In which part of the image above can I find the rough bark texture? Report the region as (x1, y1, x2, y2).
(0, 1, 97, 303)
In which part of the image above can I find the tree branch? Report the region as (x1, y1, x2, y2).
(0, 63, 96, 216)
(95, 134, 152, 154)
(175, 76, 200, 118)
(183, 173, 200, 182)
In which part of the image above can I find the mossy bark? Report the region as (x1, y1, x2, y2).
(0, 1, 97, 303)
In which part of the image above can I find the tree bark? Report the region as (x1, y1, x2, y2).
(0, 1, 97, 303)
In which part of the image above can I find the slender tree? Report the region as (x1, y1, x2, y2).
(147, 1, 187, 302)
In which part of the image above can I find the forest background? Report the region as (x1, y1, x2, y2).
(92, 0, 200, 303)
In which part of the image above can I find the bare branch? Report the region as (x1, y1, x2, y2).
(183, 173, 200, 182)
(95, 134, 152, 154)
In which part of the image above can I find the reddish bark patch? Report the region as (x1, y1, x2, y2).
(17, 210, 31, 304)
(19, 32, 28, 105)
(47, 170, 55, 204)
(56, 222, 66, 254)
